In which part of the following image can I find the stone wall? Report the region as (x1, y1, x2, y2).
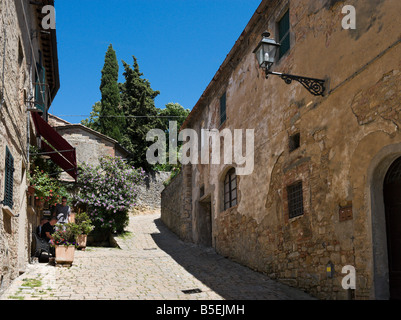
(135, 171, 170, 213)
(53, 125, 126, 182)
(173, 0, 401, 300)
(0, 0, 42, 294)
(161, 166, 192, 241)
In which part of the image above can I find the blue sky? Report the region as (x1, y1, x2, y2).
(50, 0, 261, 123)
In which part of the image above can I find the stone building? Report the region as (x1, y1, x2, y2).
(48, 114, 130, 182)
(161, 0, 401, 299)
(0, 0, 60, 293)
(49, 114, 170, 212)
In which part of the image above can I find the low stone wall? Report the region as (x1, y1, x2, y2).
(134, 171, 170, 213)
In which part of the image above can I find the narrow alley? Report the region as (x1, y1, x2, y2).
(0, 213, 314, 300)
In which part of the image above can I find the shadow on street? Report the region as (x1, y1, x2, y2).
(150, 218, 315, 300)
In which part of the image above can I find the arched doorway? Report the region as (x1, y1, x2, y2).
(384, 156, 401, 299)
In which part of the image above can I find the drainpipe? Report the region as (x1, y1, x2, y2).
(0, 27, 6, 112)
(27, 36, 35, 172)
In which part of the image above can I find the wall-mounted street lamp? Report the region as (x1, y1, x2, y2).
(253, 31, 326, 96)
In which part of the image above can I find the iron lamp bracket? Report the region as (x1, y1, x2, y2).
(266, 71, 326, 96)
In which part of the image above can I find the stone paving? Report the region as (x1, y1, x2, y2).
(0, 213, 315, 300)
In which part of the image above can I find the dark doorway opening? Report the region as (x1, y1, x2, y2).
(197, 196, 212, 247)
(384, 156, 401, 300)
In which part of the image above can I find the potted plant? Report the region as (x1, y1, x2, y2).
(29, 167, 69, 209)
(75, 212, 94, 250)
(52, 223, 80, 265)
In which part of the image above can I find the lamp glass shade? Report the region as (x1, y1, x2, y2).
(254, 35, 280, 69)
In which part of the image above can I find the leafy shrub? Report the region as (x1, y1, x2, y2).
(73, 156, 144, 233)
(75, 212, 94, 235)
(52, 223, 80, 247)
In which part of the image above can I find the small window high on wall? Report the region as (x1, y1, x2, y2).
(278, 9, 290, 59)
(220, 92, 227, 125)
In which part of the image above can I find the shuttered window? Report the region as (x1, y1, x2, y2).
(220, 92, 227, 125)
(278, 10, 290, 59)
(3, 147, 15, 209)
(224, 168, 237, 210)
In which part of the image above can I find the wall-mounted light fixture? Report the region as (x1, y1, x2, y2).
(253, 31, 326, 96)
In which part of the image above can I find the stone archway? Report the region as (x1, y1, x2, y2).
(368, 143, 401, 299)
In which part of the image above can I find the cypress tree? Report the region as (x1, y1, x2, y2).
(99, 44, 125, 141)
(119, 56, 161, 171)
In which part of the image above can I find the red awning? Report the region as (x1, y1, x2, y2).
(31, 112, 77, 181)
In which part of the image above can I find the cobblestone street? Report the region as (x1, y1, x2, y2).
(0, 213, 314, 300)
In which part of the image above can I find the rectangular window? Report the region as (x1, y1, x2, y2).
(220, 92, 227, 125)
(224, 168, 237, 210)
(287, 181, 303, 219)
(278, 9, 290, 59)
(289, 133, 300, 152)
(3, 147, 15, 209)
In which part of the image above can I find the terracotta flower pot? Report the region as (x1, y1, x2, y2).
(77, 234, 87, 249)
(55, 245, 75, 264)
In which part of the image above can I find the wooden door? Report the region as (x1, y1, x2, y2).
(384, 157, 401, 300)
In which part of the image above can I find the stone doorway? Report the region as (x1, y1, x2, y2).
(383, 156, 401, 300)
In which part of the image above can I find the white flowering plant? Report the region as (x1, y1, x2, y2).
(73, 156, 145, 233)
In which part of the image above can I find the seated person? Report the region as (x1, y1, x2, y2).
(41, 217, 58, 243)
(36, 218, 48, 238)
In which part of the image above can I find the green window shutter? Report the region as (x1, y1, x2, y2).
(35, 63, 46, 113)
(4, 147, 14, 209)
(278, 10, 290, 59)
(220, 92, 227, 125)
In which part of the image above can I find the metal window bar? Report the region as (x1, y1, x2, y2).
(224, 169, 237, 210)
(3, 147, 14, 208)
(287, 181, 304, 218)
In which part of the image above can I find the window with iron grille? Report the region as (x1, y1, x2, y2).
(278, 9, 290, 59)
(287, 181, 303, 218)
(224, 168, 237, 210)
(220, 92, 227, 125)
(3, 147, 15, 209)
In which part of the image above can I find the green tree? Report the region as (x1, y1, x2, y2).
(81, 101, 101, 131)
(158, 102, 190, 131)
(99, 44, 125, 141)
(119, 56, 161, 171)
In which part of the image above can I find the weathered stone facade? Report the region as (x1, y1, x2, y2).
(0, 0, 59, 294)
(48, 114, 130, 182)
(161, 166, 192, 241)
(161, 0, 401, 299)
(50, 114, 170, 212)
(135, 171, 170, 213)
